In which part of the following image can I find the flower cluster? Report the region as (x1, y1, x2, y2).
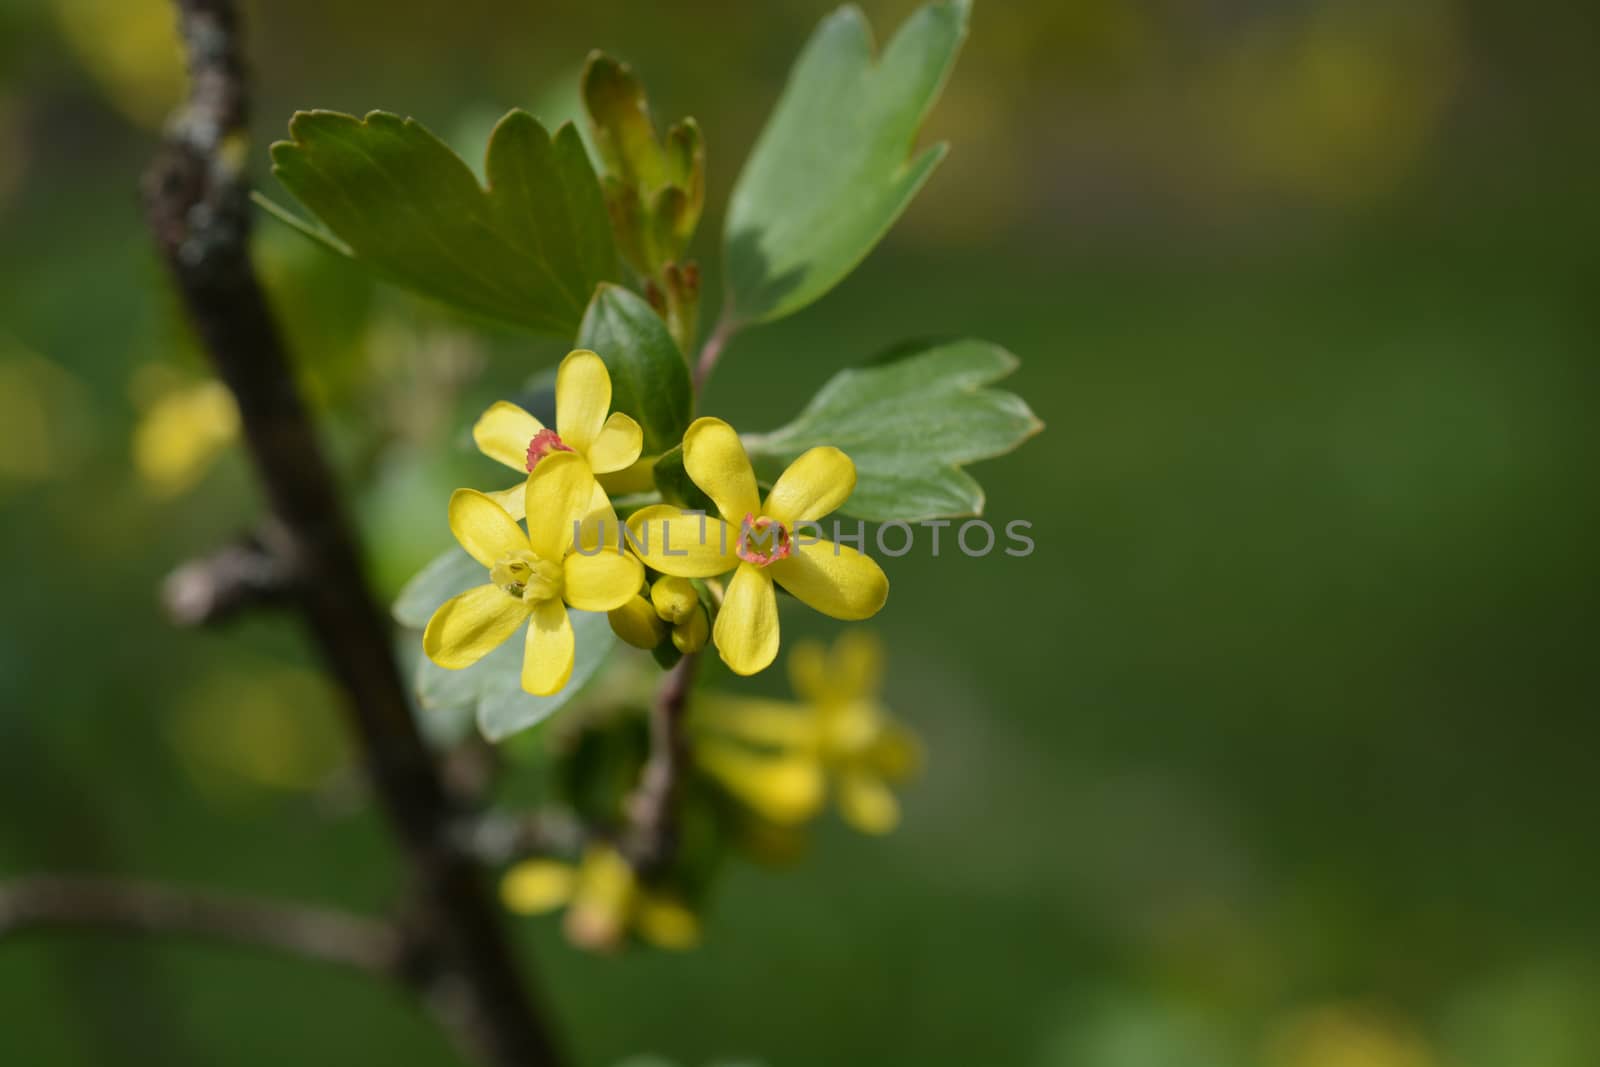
(423, 349, 889, 692)
(421, 349, 913, 954)
(501, 845, 699, 954)
(693, 632, 920, 835)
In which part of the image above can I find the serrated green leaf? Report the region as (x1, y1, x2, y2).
(724, 0, 969, 326)
(269, 109, 616, 334)
(576, 283, 694, 454)
(413, 610, 616, 742)
(742, 338, 1041, 521)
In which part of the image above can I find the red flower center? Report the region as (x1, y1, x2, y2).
(525, 429, 574, 471)
(736, 514, 792, 567)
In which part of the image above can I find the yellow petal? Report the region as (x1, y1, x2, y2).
(133, 380, 238, 495)
(563, 546, 645, 612)
(829, 630, 886, 699)
(448, 488, 530, 569)
(634, 896, 701, 951)
(762, 446, 856, 525)
(786, 639, 831, 706)
(423, 584, 529, 668)
(585, 411, 643, 474)
(713, 564, 779, 676)
(522, 598, 575, 695)
(682, 417, 759, 523)
(695, 736, 825, 824)
(485, 482, 526, 521)
(554, 349, 611, 453)
(692, 693, 817, 750)
(501, 860, 576, 914)
(523, 451, 594, 562)
(565, 846, 636, 953)
(671, 606, 709, 654)
(578, 482, 622, 554)
(472, 401, 544, 472)
(837, 771, 901, 834)
(650, 576, 699, 624)
(769, 538, 888, 621)
(608, 595, 667, 649)
(626, 506, 739, 578)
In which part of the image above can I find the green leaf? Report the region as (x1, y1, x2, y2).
(576, 283, 693, 454)
(742, 338, 1042, 521)
(269, 109, 616, 335)
(414, 610, 616, 743)
(723, 0, 969, 326)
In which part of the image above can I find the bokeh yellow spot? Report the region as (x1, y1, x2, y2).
(53, 0, 186, 128)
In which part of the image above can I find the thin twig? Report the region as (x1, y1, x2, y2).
(457, 810, 588, 867)
(0, 876, 405, 977)
(623, 653, 700, 873)
(692, 315, 737, 391)
(141, 3, 564, 1064)
(162, 526, 298, 626)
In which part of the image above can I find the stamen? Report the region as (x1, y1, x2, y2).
(525, 428, 575, 471)
(735, 513, 792, 567)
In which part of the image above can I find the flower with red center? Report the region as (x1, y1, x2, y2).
(735, 514, 791, 566)
(524, 428, 574, 469)
(471, 350, 643, 539)
(626, 417, 888, 676)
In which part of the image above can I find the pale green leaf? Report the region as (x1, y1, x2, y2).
(724, 0, 969, 326)
(270, 109, 616, 335)
(742, 338, 1041, 521)
(392, 545, 483, 629)
(414, 609, 615, 742)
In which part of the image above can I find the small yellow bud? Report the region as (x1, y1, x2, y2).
(564, 847, 637, 953)
(671, 605, 709, 654)
(634, 896, 701, 951)
(650, 575, 699, 624)
(608, 594, 667, 650)
(501, 860, 576, 915)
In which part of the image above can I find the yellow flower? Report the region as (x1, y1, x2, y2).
(471, 348, 643, 535)
(422, 452, 642, 695)
(132, 378, 239, 496)
(694, 632, 919, 834)
(501, 846, 699, 953)
(54, 0, 185, 128)
(628, 417, 888, 675)
(1265, 1003, 1436, 1067)
(607, 576, 710, 654)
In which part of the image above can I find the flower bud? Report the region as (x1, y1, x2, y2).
(608, 593, 667, 650)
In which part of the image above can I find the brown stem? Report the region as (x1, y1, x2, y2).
(623, 653, 700, 873)
(0, 877, 406, 978)
(141, 2, 564, 1064)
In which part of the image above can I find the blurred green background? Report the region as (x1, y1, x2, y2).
(2, 0, 1597, 1064)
